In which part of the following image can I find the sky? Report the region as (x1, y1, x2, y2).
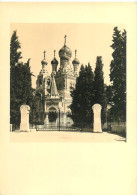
(11, 23, 125, 88)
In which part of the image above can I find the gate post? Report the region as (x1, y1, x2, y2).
(92, 104, 102, 133)
(45, 113, 49, 125)
(20, 104, 30, 132)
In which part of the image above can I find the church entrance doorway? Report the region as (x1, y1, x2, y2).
(48, 107, 57, 123)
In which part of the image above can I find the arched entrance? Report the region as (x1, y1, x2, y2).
(48, 107, 57, 123)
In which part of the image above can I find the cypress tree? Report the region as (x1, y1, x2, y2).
(110, 27, 126, 122)
(93, 56, 106, 123)
(70, 64, 94, 126)
(105, 85, 113, 106)
(10, 31, 33, 128)
(10, 31, 22, 68)
(70, 65, 85, 125)
(84, 63, 94, 124)
(10, 31, 22, 127)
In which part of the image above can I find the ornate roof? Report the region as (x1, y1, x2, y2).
(59, 35, 72, 59)
(72, 58, 80, 65)
(72, 49, 80, 65)
(59, 45, 72, 59)
(51, 58, 58, 65)
(51, 50, 58, 65)
(50, 73, 59, 97)
(41, 50, 48, 65)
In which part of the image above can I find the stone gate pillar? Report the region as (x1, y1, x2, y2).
(44, 113, 49, 125)
(63, 113, 67, 126)
(92, 104, 102, 133)
(20, 104, 30, 132)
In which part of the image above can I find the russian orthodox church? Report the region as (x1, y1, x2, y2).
(34, 35, 80, 128)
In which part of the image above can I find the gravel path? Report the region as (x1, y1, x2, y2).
(10, 131, 126, 142)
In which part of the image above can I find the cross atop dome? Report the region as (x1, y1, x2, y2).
(64, 35, 67, 46)
(59, 35, 72, 59)
(43, 50, 46, 59)
(75, 49, 77, 58)
(41, 50, 48, 66)
(54, 49, 56, 58)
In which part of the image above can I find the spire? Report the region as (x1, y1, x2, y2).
(43, 50, 46, 59)
(50, 73, 59, 97)
(75, 49, 77, 58)
(64, 35, 67, 46)
(54, 49, 56, 58)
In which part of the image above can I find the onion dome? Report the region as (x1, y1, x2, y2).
(51, 50, 58, 65)
(41, 50, 48, 65)
(59, 35, 72, 60)
(72, 58, 80, 64)
(72, 50, 80, 65)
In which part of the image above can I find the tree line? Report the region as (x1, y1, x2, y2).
(10, 27, 126, 128)
(70, 27, 126, 126)
(69, 57, 106, 127)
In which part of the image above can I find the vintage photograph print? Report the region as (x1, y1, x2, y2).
(10, 23, 126, 142)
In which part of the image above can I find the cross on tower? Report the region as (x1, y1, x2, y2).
(54, 49, 56, 58)
(64, 35, 67, 45)
(43, 50, 46, 59)
(75, 49, 77, 58)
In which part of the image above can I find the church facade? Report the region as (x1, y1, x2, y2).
(34, 36, 80, 128)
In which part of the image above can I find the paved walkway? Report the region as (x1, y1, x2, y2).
(10, 131, 126, 142)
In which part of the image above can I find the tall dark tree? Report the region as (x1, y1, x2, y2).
(70, 63, 94, 126)
(10, 31, 33, 128)
(69, 65, 85, 125)
(110, 27, 126, 122)
(84, 63, 94, 123)
(10, 31, 22, 68)
(93, 56, 106, 123)
(105, 85, 113, 106)
(10, 31, 22, 127)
